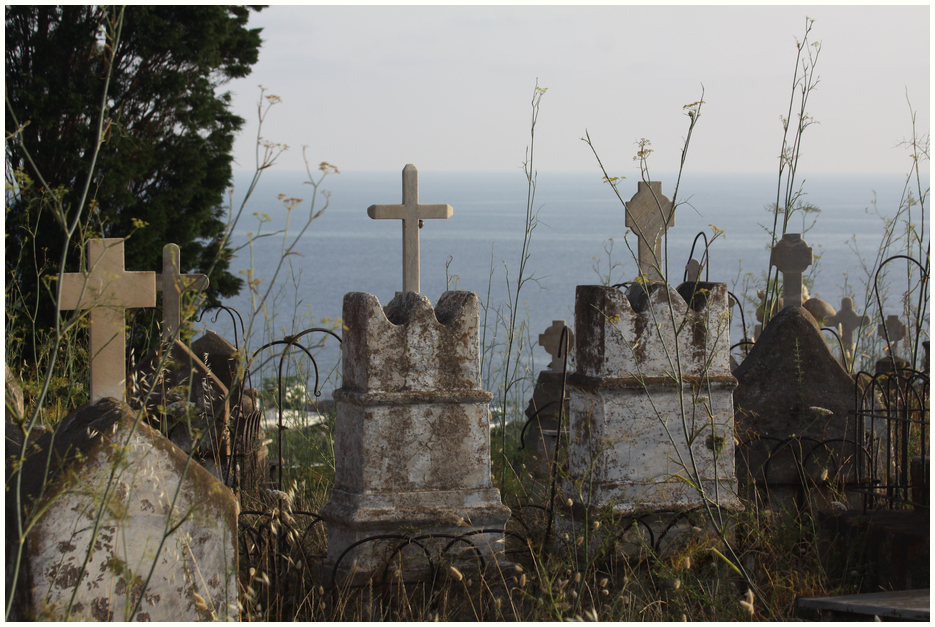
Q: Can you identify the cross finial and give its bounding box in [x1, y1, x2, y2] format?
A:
[59, 238, 156, 402]
[155, 243, 209, 341]
[367, 164, 453, 294]
[825, 297, 871, 354]
[625, 181, 675, 282]
[539, 320, 573, 371]
[878, 314, 907, 357]
[770, 233, 813, 308]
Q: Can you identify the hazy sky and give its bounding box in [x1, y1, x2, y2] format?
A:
[224, 4, 930, 175]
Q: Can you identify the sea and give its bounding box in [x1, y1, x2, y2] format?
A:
[194, 168, 928, 400]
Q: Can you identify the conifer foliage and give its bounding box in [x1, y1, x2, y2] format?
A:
[5, 6, 263, 333]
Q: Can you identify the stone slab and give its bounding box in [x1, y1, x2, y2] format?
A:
[798, 589, 929, 621]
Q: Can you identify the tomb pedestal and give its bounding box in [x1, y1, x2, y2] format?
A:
[320, 291, 510, 583]
[566, 283, 741, 514]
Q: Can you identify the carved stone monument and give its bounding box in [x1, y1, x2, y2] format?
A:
[825, 297, 872, 366]
[319, 291, 510, 582]
[770, 233, 813, 309]
[59, 238, 156, 402]
[566, 281, 741, 514]
[524, 321, 574, 477]
[155, 243, 208, 340]
[624, 181, 675, 282]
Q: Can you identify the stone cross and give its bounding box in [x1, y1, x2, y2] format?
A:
[367, 164, 453, 294]
[878, 314, 907, 357]
[539, 320, 574, 371]
[624, 181, 675, 282]
[825, 297, 871, 351]
[769, 233, 813, 308]
[685, 258, 703, 283]
[59, 238, 156, 402]
[155, 243, 209, 341]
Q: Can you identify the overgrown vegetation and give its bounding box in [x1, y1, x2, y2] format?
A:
[5, 10, 928, 622]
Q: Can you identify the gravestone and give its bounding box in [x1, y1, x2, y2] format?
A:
[825, 297, 872, 366]
[684, 258, 703, 283]
[566, 281, 741, 514]
[191, 330, 267, 493]
[319, 291, 510, 583]
[875, 314, 911, 376]
[10, 399, 238, 621]
[131, 339, 231, 481]
[367, 164, 453, 294]
[770, 233, 813, 308]
[155, 243, 208, 341]
[59, 238, 156, 402]
[733, 306, 864, 512]
[524, 321, 574, 477]
[624, 181, 675, 282]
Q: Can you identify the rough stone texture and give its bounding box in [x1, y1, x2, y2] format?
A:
[567, 282, 741, 514]
[734, 306, 864, 509]
[12, 399, 238, 621]
[624, 181, 675, 282]
[770, 233, 813, 309]
[524, 371, 568, 477]
[320, 291, 510, 581]
[130, 339, 231, 481]
[6, 364, 25, 422]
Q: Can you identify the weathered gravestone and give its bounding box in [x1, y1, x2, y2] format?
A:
[770, 233, 813, 309]
[130, 339, 231, 482]
[825, 297, 872, 366]
[59, 238, 156, 402]
[524, 321, 574, 477]
[191, 330, 267, 492]
[567, 281, 741, 515]
[367, 164, 453, 295]
[9, 398, 238, 621]
[155, 243, 208, 341]
[319, 291, 510, 583]
[624, 181, 675, 282]
[733, 306, 865, 512]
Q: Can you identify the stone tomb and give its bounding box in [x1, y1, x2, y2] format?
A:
[11, 399, 238, 621]
[733, 306, 865, 512]
[524, 321, 574, 477]
[566, 282, 741, 514]
[320, 291, 510, 582]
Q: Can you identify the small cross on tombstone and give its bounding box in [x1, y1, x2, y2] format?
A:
[367, 164, 453, 294]
[539, 320, 573, 371]
[825, 297, 871, 353]
[155, 243, 209, 341]
[878, 314, 908, 357]
[59, 238, 156, 402]
[769, 233, 813, 308]
[625, 181, 675, 282]
[685, 258, 703, 283]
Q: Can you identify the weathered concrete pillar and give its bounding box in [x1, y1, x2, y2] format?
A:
[320, 291, 510, 583]
[566, 282, 741, 514]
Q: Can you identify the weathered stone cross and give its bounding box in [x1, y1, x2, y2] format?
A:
[155, 243, 209, 341]
[367, 164, 453, 294]
[59, 238, 156, 402]
[769, 233, 813, 308]
[878, 314, 907, 357]
[539, 320, 574, 372]
[624, 181, 675, 282]
[825, 297, 871, 354]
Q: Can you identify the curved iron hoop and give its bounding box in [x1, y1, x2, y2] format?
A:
[331, 534, 434, 588]
[872, 255, 928, 382]
[196, 304, 246, 350]
[820, 326, 848, 367]
[727, 291, 749, 345]
[652, 506, 708, 554]
[519, 399, 563, 451]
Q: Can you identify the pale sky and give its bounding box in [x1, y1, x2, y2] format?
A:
[225, 4, 930, 175]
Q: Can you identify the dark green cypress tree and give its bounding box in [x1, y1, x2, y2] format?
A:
[5, 5, 262, 351]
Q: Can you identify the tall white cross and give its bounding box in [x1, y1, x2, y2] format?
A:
[625, 181, 675, 282]
[155, 243, 209, 340]
[59, 238, 156, 402]
[367, 164, 453, 294]
[770, 233, 813, 308]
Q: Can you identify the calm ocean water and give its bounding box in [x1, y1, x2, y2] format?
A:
[196, 168, 926, 397]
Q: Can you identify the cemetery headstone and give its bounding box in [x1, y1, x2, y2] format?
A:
[684, 258, 703, 283]
[319, 291, 510, 583]
[769, 233, 813, 309]
[875, 314, 911, 376]
[367, 164, 453, 294]
[825, 297, 872, 364]
[59, 238, 156, 402]
[524, 321, 573, 477]
[567, 281, 741, 514]
[155, 243, 208, 341]
[733, 305, 864, 512]
[11, 398, 238, 621]
[624, 181, 675, 282]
